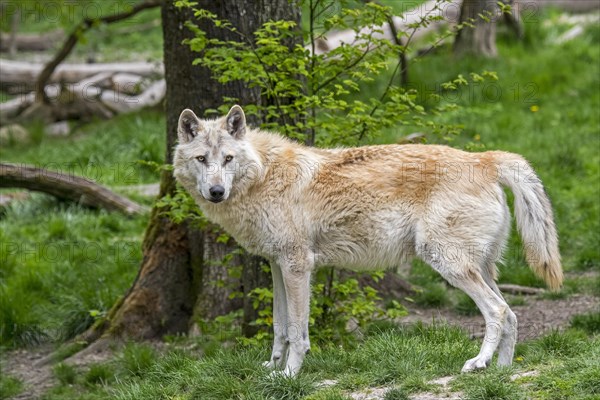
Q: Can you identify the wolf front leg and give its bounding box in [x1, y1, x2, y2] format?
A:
[264, 262, 289, 369]
[279, 261, 312, 377]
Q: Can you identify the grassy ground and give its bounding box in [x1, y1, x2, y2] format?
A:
[0, 111, 164, 348]
[1, 4, 599, 400]
[2, 319, 598, 400]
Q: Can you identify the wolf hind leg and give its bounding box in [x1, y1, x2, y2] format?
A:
[419, 243, 510, 372]
[479, 206, 517, 367]
[480, 261, 517, 367]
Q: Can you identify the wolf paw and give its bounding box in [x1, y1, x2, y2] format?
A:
[263, 352, 283, 370]
[461, 356, 491, 372]
[267, 366, 297, 378]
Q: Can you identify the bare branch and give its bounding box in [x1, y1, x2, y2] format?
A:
[0, 163, 147, 215]
[35, 0, 163, 103]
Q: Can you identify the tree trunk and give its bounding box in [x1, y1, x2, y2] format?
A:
[84, 0, 301, 344]
[503, 0, 524, 40]
[454, 0, 499, 57]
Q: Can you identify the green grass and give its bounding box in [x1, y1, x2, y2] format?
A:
[570, 311, 600, 335]
[0, 373, 23, 399]
[84, 362, 116, 386]
[0, 90, 12, 103]
[120, 343, 157, 377]
[53, 362, 77, 386]
[383, 388, 410, 400]
[19, 325, 600, 400]
[29, 323, 477, 400]
[0, 196, 147, 347]
[454, 292, 479, 316]
[0, 110, 163, 348]
[413, 282, 451, 307]
[515, 330, 600, 399]
[455, 369, 524, 400]
[0, 110, 165, 186]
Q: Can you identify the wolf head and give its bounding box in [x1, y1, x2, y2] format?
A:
[173, 105, 261, 204]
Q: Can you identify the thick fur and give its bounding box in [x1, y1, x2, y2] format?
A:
[174, 106, 562, 376]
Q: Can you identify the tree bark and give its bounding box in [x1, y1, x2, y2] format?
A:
[454, 0, 499, 57]
[85, 0, 301, 344]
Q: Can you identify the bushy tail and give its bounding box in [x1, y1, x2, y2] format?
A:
[495, 152, 563, 290]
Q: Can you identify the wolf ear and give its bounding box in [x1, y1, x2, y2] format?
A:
[225, 105, 246, 139]
[178, 109, 201, 144]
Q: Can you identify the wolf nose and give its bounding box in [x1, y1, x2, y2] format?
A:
[209, 185, 225, 200]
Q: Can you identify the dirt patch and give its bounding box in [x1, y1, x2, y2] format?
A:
[1, 346, 55, 400]
[401, 294, 600, 342]
[1, 342, 116, 400]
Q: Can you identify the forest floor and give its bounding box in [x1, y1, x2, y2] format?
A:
[3, 285, 598, 399]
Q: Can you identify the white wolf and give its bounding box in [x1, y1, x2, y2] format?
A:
[173, 105, 562, 376]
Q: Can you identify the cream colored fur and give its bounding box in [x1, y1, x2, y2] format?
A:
[173, 105, 562, 376]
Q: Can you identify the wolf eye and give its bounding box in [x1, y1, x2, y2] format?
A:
[225, 155, 233, 162]
[196, 156, 206, 163]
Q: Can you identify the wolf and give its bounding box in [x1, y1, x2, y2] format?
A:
[173, 105, 562, 376]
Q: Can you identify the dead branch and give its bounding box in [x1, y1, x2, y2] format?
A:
[498, 284, 546, 295]
[0, 72, 165, 126]
[35, 0, 163, 103]
[0, 94, 35, 124]
[100, 79, 166, 114]
[0, 163, 147, 215]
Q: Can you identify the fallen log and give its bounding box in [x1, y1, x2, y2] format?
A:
[0, 75, 165, 126]
[308, 0, 598, 56]
[0, 59, 163, 93]
[0, 93, 35, 124]
[0, 163, 147, 215]
[100, 79, 166, 114]
[307, 0, 461, 55]
[109, 72, 149, 95]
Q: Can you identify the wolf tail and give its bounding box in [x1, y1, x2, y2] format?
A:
[494, 152, 563, 290]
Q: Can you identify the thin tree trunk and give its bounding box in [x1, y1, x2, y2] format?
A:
[504, 0, 524, 40]
[454, 0, 499, 57]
